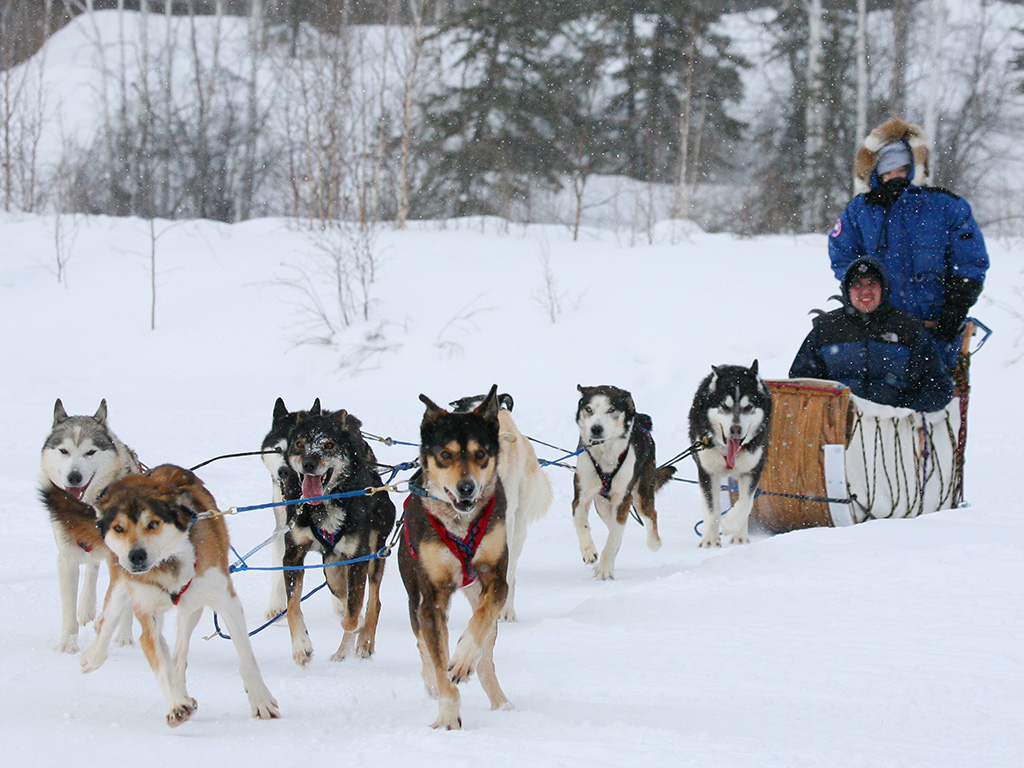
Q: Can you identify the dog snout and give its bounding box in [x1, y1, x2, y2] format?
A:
[589, 424, 604, 439]
[729, 424, 743, 439]
[67, 469, 83, 487]
[277, 465, 292, 481]
[456, 479, 476, 499]
[128, 547, 148, 571]
[301, 457, 320, 475]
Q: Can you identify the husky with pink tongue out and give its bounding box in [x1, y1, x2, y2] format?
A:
[688, 361, 772, 547]
[281, 400, 395, 667]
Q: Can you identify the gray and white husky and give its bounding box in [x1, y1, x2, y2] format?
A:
[40, 399, 139, 652]
[688, 362, 772, 547]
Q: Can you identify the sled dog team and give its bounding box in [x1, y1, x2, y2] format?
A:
[39, 363, 772, 730]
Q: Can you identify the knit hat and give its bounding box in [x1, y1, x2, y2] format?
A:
[875, 140, 913, 177]
[843, 259, 885, 296]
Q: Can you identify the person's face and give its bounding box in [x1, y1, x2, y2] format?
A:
[849, 276, 882, 314]
[880, 165, 910, 183]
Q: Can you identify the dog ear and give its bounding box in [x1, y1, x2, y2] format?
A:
[419, 393, 447, 416]
[310, 398, 322, 416]
[474, 385, 500, 424]
[273, 397, 288, 422]
[499, 393, 514, 412]
[750, 359, 759, 376]
[93, 399, 108, 424]
[53, 398, 68, 426]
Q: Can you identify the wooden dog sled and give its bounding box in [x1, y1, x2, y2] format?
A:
[748, 321, 979, 533]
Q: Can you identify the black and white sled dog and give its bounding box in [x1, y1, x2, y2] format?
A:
[281, 400, 396, 666]
[688, 361, 772, 547]
[39, 399, 139, 652]
[449, 392, 552, 621]
[572, 385, 675, 580]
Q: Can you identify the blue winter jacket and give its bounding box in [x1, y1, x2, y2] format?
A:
[790, 259, 955, 413]
[828, 148, 988, 324]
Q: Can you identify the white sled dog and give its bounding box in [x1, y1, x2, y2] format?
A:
[450, 392, 552, 621]
[688, 361, 773, 547]
[44, 465, 281, 727]
[40, 398, 138, 652]
[572, 385, 675, 580]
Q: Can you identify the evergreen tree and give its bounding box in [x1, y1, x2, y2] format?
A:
[415, 0, 575, 218]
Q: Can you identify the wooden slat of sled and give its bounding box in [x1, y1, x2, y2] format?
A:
[749, 380, 852, 534]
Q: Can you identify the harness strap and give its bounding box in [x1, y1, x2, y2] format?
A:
[77, 540, 93, 553]
[403, 495, 497, 588]
[586, 446, 630, 498]
[167, 560, 198, 605]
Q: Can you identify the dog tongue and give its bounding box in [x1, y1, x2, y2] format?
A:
[726, 438, 742, 470]
[66, 486, 87, 501]
[302, 474, 324, 505]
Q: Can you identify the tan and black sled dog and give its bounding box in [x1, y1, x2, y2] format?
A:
[398, 386, 513, 730]
[449, 392, 552, 622]
[41, 465, 280, 727]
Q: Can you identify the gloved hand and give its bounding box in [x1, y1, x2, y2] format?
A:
[932, 276, 983, 342]
[931, 303, 968, 342]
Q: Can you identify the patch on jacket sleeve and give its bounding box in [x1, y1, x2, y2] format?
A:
[959, 232, 974, 240]
[830, 218, 842, 238]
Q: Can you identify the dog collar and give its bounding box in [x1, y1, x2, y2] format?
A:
[165, 559, 198, 606]
[404, 494, 497, 588]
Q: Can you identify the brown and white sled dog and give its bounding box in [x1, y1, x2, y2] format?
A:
[42, 465, 280, 727]
[449, 392, 552, 622]
[688, 361, 772, 547]
[399, 386, 513, 730]
[572, 385, 675, 580]
[39, 398, 138, 652]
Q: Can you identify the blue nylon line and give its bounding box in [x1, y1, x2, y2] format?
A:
[229, 548, 389, 574]
[692, 487, 761, 537]
[212, 580, 331, 640]
[234, 488, 372, 514]
[538, 447, 585, 467]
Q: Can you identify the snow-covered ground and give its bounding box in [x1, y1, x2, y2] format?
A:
[1, 211, 1022, 766]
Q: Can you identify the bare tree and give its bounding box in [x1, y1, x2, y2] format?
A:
[801, 0, 826, 232]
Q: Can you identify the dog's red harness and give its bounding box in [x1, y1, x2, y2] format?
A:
[586, 447, 630, 498]
[404, 495, 497, 588]
[162, 560, 198, 606]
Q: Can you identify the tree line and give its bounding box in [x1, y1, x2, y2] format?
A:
[1, 0, 1022, 236]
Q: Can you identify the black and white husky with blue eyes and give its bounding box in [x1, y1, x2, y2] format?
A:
[688, 361, 772, 547]
[572, 385, 675, 580]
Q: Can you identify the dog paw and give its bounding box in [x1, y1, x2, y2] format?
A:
[580, 546, 599, 565]
[449, 636, 481, 684]
[593, 560, 615, 580]
[431, 701, 462, 730]
[114, 630, 134, 647]
[58, 635, 80, 655]
[493, 700, 516, 712]
[646, 531, 662, 552]
[80, 645, 107, 673]
[291, 633, 313, 667]
[264, 605, 286, 622]
[166, 698, 198, 727]
[698, 536, 721, 549]
[248, 690, 281, 720]
[730, 534, 750, 545]
[498, 605, 517, 623]
[77, 606, 96, 627]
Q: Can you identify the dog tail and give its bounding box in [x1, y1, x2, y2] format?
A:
[654, 465, 676, 492]
[39, 480, 107, 554]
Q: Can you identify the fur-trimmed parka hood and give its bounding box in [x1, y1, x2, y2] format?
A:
[854, 119, 930, 195]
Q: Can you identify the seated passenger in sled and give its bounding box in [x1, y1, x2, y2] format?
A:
[746, 259, 961, 534]
[789, 258, 954, 414]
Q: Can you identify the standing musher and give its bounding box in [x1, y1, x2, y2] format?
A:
[828, 119, 989, 370]
[829, 118, 990, 504]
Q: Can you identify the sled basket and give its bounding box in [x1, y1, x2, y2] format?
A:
[748, 380, 853, 533]
[748, 379, 963, 533]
